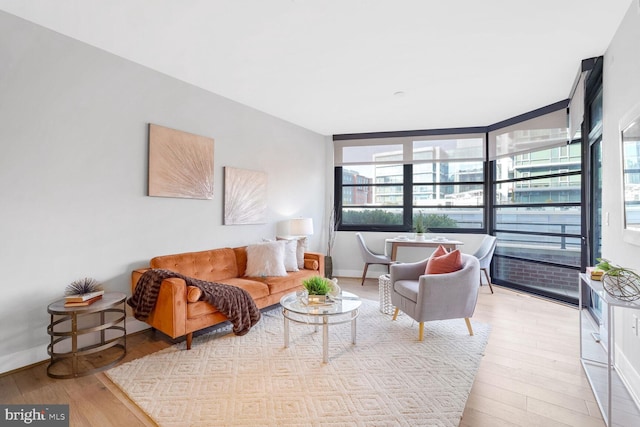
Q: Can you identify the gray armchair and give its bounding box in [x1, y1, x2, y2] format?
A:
[390, 253, 480, 341]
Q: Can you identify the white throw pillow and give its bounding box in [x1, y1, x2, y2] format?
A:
[282, 239, 299, 272]
[246, 241, 287, 277]
[277, 236, 307, 269]
[296, 237, 308, 268]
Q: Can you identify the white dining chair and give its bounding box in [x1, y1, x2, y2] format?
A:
[355, 233, 393, 286]
[472, 235, 497, 294]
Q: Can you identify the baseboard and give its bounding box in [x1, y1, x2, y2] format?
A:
[334, 269, 389, 280]
[0, 316, 151, 376]
[0, 345, 48, 376]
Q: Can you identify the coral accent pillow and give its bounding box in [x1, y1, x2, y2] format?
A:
[425, 246, 462, 274]
[246, 241, 288, 277]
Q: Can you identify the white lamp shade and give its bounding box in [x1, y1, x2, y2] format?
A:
[289, 218, 314, 236]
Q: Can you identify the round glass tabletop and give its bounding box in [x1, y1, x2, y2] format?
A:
[280, 290, 361, 316]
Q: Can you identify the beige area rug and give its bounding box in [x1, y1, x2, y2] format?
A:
[106, 299, 490, 427]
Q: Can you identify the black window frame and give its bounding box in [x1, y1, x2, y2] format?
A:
[333, 129, 488, 234]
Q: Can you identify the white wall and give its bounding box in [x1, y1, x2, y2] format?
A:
[602, 1, 640, 402]
[0, 12, 327, 373]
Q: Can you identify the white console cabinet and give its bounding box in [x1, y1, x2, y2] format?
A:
[579, 273, 640, 426]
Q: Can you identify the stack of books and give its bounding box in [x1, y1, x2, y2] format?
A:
[586, 267, 605, 281]
[64, 290, 105, 307]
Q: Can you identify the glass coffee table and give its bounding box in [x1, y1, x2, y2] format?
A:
[280, 291, 361, 363]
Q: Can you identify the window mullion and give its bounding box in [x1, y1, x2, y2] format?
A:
[403, 164, 412, 229]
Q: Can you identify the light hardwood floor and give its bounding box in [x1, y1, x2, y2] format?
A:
[0, 277, 603, 427]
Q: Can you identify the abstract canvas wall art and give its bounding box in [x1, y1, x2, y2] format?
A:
[224, 167, 267, 224]
[148, 124, 214, 199]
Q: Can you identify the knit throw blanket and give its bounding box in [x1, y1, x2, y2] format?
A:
[127, 269, 261, 336]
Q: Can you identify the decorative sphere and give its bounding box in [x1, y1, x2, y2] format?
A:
[603, 271, 640, 302]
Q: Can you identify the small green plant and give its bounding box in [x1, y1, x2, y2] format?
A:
[302, 276, 331, 295]
[414, 213, 426, 234]
[596, 258, 640, 278]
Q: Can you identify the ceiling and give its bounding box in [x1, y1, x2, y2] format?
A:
[0, 0, 633, 136]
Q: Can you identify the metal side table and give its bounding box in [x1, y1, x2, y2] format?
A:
[47, 292, 126, 379]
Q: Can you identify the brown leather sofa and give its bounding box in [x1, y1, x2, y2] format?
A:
[131, 246, 324, 349]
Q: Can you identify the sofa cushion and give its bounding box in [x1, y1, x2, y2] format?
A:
[218, 277, 271, 300]
[187, 278, 270, 318]
[425, 246, 462, 275]
[394, 280, 419, 303]
[246, 241, 287, 277]
[151, 248, 239, 282]
[254, 269, 314, 295]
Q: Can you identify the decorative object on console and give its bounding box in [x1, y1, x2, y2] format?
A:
[586, 266, 604, 281]
[148, 124, 214, 199]
[64, 277, 104, 307]
[63, 295, 103, 307]
[64, 277, 103, 296]
[597, 258, 640, 302]
[224, 167, 267, 225]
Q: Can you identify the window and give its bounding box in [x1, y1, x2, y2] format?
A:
[489, 106, 578, 303]
[334, 133, 486, 231]
[333, 100, 578, 304]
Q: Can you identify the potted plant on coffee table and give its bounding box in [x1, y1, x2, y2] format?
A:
[302, 276, 331, 304]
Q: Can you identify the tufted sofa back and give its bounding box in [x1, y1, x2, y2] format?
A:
[150, 247, 243, 282]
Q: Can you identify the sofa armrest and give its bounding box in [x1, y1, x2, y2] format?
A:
[304, 251, 325, 277]
[131, 268, 149, 294]
[130, 270, 188, 339]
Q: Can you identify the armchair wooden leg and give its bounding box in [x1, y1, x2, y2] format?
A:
[464, 318, 474, 336]
[186, 332, 193, 350]
[392, 307, 399, 321]
[360, 263, 370, 286]
[481, 268, 494, 294]
[419, 322, 424, 341]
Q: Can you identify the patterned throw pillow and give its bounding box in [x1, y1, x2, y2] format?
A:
[425, 245, 462, 274]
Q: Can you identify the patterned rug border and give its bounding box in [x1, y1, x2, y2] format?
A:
[106, 299, 490, 427]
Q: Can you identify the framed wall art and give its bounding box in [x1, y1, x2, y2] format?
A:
[148, 124, 214, 199]
[224, 167, 267, 225]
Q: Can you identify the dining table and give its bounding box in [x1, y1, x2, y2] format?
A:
[384, 237, 464, 261]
